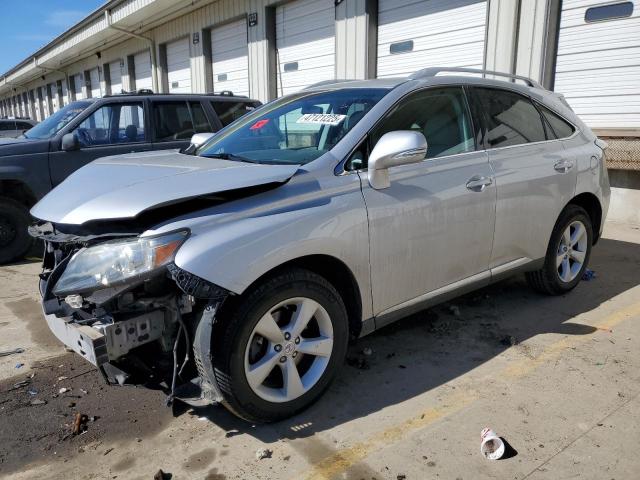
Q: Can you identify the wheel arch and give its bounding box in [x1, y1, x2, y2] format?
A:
[0, 179, 37, 208]
[231, 254, 365, 341]
[567, 192, 603, 244]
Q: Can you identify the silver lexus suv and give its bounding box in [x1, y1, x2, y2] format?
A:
[30, 68, 610, 422]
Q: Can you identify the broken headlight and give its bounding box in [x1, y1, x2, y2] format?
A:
[53, 230, 188, 296]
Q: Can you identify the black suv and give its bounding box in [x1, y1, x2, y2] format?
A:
[0, 91, 260, 263]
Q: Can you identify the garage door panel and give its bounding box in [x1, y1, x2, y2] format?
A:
[134, 51, 153, 91]
[109, 61, 123, 94]
[89, 68, 101, 98]
[212, 19, 249, 96]
[167, 38, 191, 93]
[555, 1, 640, 128]
[377, 0, 487, 78]
[276, 0, 335, 95]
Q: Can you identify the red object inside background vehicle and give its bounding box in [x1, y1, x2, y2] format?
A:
[250, 119, 269, 130]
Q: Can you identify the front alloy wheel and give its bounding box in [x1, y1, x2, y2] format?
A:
[213, 268, 348, 422]
[556, 220, 588, 283]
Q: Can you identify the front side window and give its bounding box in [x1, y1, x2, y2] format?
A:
[198, 89, 389, 165]
[371, 87, 475, 159]
[211, 101, 259, 127]
[474, 88, 546, 148]
[153, 101, 205, 141]
[23, 101, 90, 140]
[74, 103, 144, 147]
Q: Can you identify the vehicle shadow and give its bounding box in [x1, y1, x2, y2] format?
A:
[188, 236, 640, 442]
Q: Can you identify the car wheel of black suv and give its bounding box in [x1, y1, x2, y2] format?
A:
[0, 197, 34, 264]
[213, 268, 349, 423]
[526, 204, 593, 295]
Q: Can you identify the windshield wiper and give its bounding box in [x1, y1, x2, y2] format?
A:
[202, 153, 260, 164]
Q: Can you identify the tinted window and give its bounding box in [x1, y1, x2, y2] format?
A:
[0, 121, 13, 131]
[153, 102, 196, 141]
[211, 101, 257, 127]
[537, 103, 575, 140]
[189, 102, 211, 133]
[585, 2, 633, 22]
[474, 88, 546, 148]
[16, 122, 33, 129]
[371, 87, 475, 159]
[74, 103, 145, 146]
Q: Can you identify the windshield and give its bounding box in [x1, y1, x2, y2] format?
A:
[197, 88, 389, 165]
[23, 101, 91, 140]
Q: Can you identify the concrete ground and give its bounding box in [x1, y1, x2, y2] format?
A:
[1, 221, 639, 480]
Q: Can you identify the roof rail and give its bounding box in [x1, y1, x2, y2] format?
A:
[409, 67, 542, 89]
[304, 79, 357, 90]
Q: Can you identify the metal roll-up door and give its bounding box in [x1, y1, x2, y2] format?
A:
[40, 87, 49, 118]
[62, 80, 68, 106]
[166, 38, 191, 93]
[555, 0, 640, 130]
[276, 0, 336, 96]
[109, 61, 123, 95]
[211, 18, 249, 97]
[377, 0, 488, 78]
[89, 68, 101, 98]
[73, 74, 84, 100]
[134, 50, 153, 91]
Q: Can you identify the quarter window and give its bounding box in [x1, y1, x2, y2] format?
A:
[536, 103, 575, 140]
[211, 101, 257, 127]
[371, 87, 475, 159]
[152, 101, 203, 141]
[74, 103, 145, 147]
[474, 88, 546, 148]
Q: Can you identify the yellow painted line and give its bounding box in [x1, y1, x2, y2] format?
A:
[299, 300, 640, 480]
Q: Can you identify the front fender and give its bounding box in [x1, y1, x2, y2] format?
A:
[171, 173, 373, 320]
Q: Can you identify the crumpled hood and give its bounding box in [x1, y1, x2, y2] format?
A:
[31, 150, 300, 225]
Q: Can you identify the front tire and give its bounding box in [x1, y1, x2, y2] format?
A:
[0, 197, 33, 264]
[213, 268, 349, 423]
[526, 204, 593, 295]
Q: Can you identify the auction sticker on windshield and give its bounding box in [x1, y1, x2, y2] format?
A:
[296, 113, 347, 126]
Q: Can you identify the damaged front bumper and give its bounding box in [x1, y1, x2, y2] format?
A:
[32, 221, 230, 405]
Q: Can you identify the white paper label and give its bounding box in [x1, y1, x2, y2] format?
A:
[296, 113, 347, 126]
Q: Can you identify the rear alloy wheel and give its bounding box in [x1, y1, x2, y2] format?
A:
[526, 205, 593, 295]
[213, 268, 348, 422]
[0, 197, 34, 264]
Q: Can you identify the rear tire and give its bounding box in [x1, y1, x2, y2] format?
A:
[526, 205, 593, 295]
[0, 197, 33, 264]
[212, 268, 349, 423]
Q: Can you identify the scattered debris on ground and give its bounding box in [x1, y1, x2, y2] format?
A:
[153, 468, 172, 479]
[582, 269, 597, 281]
[346, 355, 370, 370]
[480, 428, 505, 460]
[255, 448, 273, 460]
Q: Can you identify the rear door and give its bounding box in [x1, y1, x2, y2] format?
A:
[49, 100, 150, 186]
[469, 87, 577, 270]
[151, 100, 213, 150]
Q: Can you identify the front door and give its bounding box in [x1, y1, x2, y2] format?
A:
[360, 87, 496, 317]
[49, 101, 150, 186]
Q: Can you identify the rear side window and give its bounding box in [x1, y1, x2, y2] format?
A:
[189, 102, 212, 133]
[211, 101, 256, 127]
[536, 103, 575, 140]
[0, 121, 13, 131]
[17, 122, 33, 129]
[153, 102, 193, 141]
[474, 88, 546, 148]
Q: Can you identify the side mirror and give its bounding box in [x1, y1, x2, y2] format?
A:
[368, 131, 427, 189]
[190, 132, 215, 148]
[61, 132, 80, 152]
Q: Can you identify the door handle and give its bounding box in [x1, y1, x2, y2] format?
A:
[554, 159, 574, 173]
[466, 175, 493, 192]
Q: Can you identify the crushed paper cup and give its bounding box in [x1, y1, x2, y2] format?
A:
[480, 427, 505, 460]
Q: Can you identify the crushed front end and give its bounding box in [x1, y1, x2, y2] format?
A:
[30, 221, 229, 406]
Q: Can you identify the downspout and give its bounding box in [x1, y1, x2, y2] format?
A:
[104, 10, 159, 92]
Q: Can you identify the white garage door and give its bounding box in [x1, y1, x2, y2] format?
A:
[167, 38, 191, 93]
[72, 74, 84, 100]
[377, 0, 488, 78]
[555, 0, 640, 129]
[134, 50, 153, 91]
[211, 19, 249, 97]
[276, 0, 335, 96]
[89, 68, 102, 98]
[41, 86, 49, 118]
[109, 61, 123, 95]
